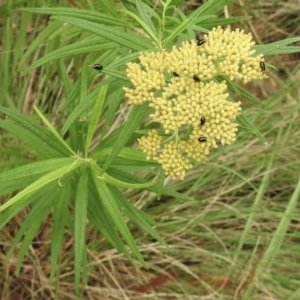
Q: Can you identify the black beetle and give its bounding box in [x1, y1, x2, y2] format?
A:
[91, 64, 103, 71]
[198, 137, 207, 142]
[200, 116, 205, 126]
[193, 75, 200, 82]
[197, 39, 205, 46]
[260, 62, 265, 72]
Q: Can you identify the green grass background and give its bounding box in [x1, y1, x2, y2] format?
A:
[0, 0, 300, 299]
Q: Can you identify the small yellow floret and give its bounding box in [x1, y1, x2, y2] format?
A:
[156, 142, 193, 180]
[138, 129, 163, 159]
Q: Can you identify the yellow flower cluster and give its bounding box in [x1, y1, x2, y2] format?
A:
[202, 27, 267, 83]
[138, 129, 163, 159]
[124, 27, 267, 180]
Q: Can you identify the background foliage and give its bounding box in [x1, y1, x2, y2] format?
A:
[0, 0, 300, 299]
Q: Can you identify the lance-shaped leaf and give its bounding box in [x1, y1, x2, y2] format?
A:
[74, 168, 89, 290]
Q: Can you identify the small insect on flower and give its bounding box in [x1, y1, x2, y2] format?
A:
[260, 62, 265, 72]
[197, 39, 205, 46]
[198, 137, 207, 142]
[200, 116, 205, 126]
[90, 64, 103, 71]
[173, 72, 180, 77]
[193, 75, 201, 82]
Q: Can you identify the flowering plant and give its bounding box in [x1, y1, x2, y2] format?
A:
[125, 27, 267, 179]
[4, 0, 299, 291]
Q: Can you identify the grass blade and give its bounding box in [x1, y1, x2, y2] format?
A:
[261, 176, 300, 270]
[237, 114, 267, 144]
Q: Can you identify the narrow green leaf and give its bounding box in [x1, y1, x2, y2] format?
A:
[85, 84, 108, 156]
[91, 172, 147, 267]
[7, 189, 55, 274]
[122, 9, 159, 45]
[79, 62, 88, 104]
[93, 147, 158, 169]
[233, 157, 272, 264]
[22, 7, 128, 27]
[162, 18, 191, 46]
[99, 0, 118, 17]
[0, 161, 80, 213]
[100, 88, 126, 140]
[1, 15, 12, 107]
[255, 37, 300, 56]
[176, 8, 196, 38]
[99, 51, 141, 80]
[156, 167, 165, 200]
[52, 16, 152, 51]
[87, 180, 135, 264]
[0, 158, 75, 194]
[50, 180, 71, 282]
[20, 20, 62, 68]
[0, 170, 66, 200]
[94, 147, 154, 162]
[101, 103, 151, 173]
[0, 119, 59, 159]
[61, 48, 120, 112]
[134, 0, 158, 36]
[100, 171, 155, 189]
[104, 52, 140, 71]
[217, 76, 262, 105]
[16, 209, 50, 275]
[74, 168, 89, 290]
[262, 176, 300, 270]
[237, 114, 267, 144]
[5, 184, 56, 259]
[189, 0, 232, 17]
[61, 78, 117, 135]
[0, 186, 49, 232]
[58, 59, 72, 98]
[24, 40, 116, 75]
[98, 158, 157, 169]
[163, 0, 230, 45]
[97, 69, 128, 81]
[34, 105, 77, 156]
[107, 167, 194, 201]
[0, 106, 71, 157]
[12, 9, 31, 69]
[110, 185, 167, 246]
[199, 16, 252, 28]
[92, 161, 155, 188]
